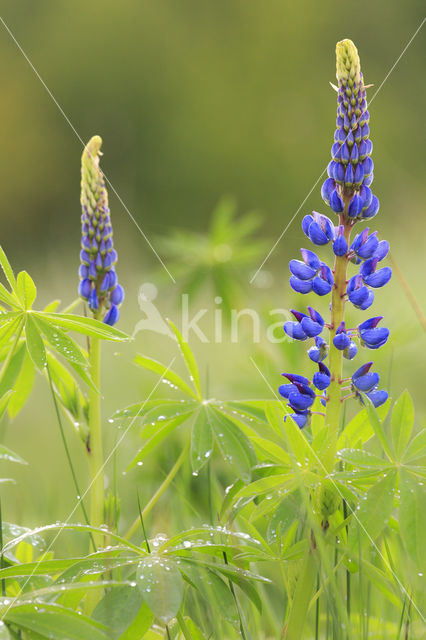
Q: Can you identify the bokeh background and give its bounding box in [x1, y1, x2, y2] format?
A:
[1, 1, 425, 546]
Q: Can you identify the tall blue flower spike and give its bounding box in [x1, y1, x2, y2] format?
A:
[280, 40, 390, 428]
[79, 136, 124, 326]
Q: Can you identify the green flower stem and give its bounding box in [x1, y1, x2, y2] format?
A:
[324, 209, 353, 471]
[285, 545, 318, 639]
[88, 335, 104, 550]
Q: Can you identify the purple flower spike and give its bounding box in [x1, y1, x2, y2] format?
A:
[79, 136, 124, 324]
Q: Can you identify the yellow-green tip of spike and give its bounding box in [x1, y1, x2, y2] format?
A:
[336, 39, 361, 86]
[82, 135, 103, 167]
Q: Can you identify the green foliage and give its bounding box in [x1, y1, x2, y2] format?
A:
[156, 198, 268, 316]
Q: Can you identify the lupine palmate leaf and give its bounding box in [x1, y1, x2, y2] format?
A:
[128, 412, 193, 470]
[179, 560, 240, 627]
[402, 428, 426, 463]
[168, 319, 202, 399]
[348, 470, 396, 551]
[24, 315, 47, 370]
[3, 602, 109, 640]
[7, 348, 35, 418]
[191, 407, 214, 473]
[41, 313, 128, 341]
[0, 246, 18, 296]
[391, 390, 414, 460]
[337, 448, 390, 469]
[0, 445, 27, 465]
[136, 555, 183, 624]
[134, 353, 197, 399]
[399, 469, 426, 571]
[33, 315, 87, 366]
[210, 407, 256, 482]
[16, 271, 37, 310]
[118, 600, 154, 640]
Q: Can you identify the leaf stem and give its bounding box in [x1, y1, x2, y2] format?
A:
[125, 443, 189, 541]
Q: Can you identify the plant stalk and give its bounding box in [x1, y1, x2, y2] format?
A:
[88, 335, 104, 549]
[324, 209, 353, 471]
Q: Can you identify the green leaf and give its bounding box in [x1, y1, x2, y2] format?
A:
[42, 313, 129, 341]
[33, 315, 87, 366]
[128, 412, 193, 470]
[0, 284, 21, 309]
[133, 353, 197, 399]
[210, 408, 256, 482]
[136, 555, 183, 624]
[0, 445, 27, 465]
[337, 448, 390, 469]
[403, 428, 426, 463]
[391, 390, 414, 459]
[0, 342, 26, 399]
[8, 348, 35, 418]
[399, 469, 426, 571]
[16, 271, 37, 310]
[118, 601, 153, 640]
[25, 315, 47, 370]
[0, 247, 18, 295]
[0, 621, 11, 639]
[266, 402, 307, 466]
[191, 407, 213, 473]
[93, 585, 144, 637]
[168, 319, 202, 398]
[338, 400, 391, 449]
[349, 470, 396, 551]
[0, 391, 13, 423]
[179, 560, 239, 627]
[4, 603, 109, 640]
[365, 400, 393, 461]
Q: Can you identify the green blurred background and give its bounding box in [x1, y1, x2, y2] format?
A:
[0, 1, 425, 544]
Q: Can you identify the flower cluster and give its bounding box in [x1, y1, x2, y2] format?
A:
[320, 40, 379, 221]
[78, 136, 124, 326]
[280, 40, 391, 429]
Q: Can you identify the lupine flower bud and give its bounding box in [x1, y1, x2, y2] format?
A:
[79, 136, 124, 325]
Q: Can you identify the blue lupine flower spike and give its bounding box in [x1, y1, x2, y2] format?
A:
[79, 136, 124, 326]
[279, 39, 391, 433]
